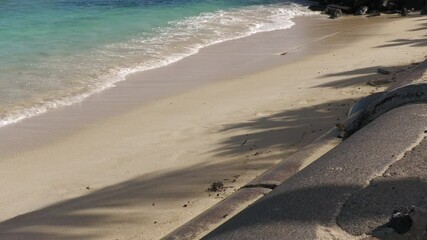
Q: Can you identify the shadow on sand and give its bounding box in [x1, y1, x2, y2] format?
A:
[213, 98, 355, 158]
[0, 97, 359, 240]
[0, 159, 273, 240]
[376, 19, 427, 48]
[314, 63, 419, 89]
[2, 18, 427, 239]
[1, 61, 422, 240]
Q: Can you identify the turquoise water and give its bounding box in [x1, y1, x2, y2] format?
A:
[0, 0, 315, 126]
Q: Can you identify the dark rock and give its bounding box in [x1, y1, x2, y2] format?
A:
[367, 78, 392, 86]
[403, 0, 425, 11]
[327, 4, 352, 11]
[309, 4, 328, 11]
[377, 68, 391, 75]
[421, 4, 427, 14]
[329, 8, 343, 18]
[311, 0, 425, 16]
[387, 206, 414, 234]
[367, 10, 381, 17]
[355, 5, 369, 15]
[401, 7, 408, 16]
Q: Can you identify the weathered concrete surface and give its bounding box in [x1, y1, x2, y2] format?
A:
[168, 60, 427, 240]
[337, 136, 427, 237]
[203, 104, 427, 240]
[341, 82, 427, 139]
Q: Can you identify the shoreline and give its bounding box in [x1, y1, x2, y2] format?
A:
[0, 4, 315, 130]
[0, 14, 389, 157]
[0, 15, 338, 157]
[1, 14, 427, 240]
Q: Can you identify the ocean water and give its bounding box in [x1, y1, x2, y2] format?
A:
[0, 0, 315, 127]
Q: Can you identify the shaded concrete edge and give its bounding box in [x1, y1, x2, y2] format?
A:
[162, 127, 342, 240]
[246, 127, 341, 187]
[387, 58, 427, 91]
[162, 56, 427, 240]
[203, 104, 427, 240]
[161, 187, 270, 240]
[338, 58, 427, 139]
[341, 81, 427, 138]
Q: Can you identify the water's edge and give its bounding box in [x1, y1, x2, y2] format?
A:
[0, 2, 318, 128]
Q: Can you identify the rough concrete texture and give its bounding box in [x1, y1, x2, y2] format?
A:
[203, 104, 427, 240]
[245, 128, 342, 187]
[337, 136, 427, 237]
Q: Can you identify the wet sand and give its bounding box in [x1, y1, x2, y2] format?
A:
[0, 14, 427, 240]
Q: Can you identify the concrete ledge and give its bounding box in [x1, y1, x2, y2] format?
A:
[204, 104, 427, 240]
[162, 128, 342, 239]
[164, 58, 427, 240]
[341, 82, 427, 138]
[340, 58, 427, 139]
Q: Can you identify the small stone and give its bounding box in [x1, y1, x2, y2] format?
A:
[387, 206, 414, 234]
[401, 7, 408, 16]
[377, 68, 391, 75]
[355, 6, 368, 15]
[367, 78, 392, 86]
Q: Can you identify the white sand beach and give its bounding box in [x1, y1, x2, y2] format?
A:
[0, 14, 426, 240]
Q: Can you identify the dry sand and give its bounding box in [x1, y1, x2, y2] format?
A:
[0, 14, 427, 240]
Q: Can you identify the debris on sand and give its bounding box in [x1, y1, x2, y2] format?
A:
[208, 181, 224, 192]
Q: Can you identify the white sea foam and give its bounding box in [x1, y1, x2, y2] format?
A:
[0, 3, 318, 128]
